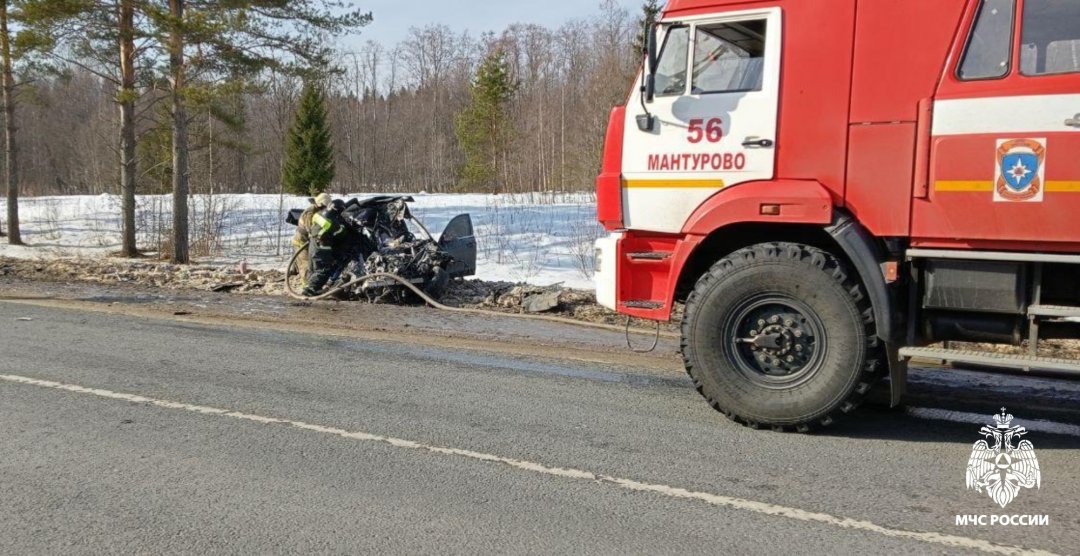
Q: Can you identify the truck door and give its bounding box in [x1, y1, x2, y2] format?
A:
[913, 0, 1080, 248]
[621, 7, 782, 234]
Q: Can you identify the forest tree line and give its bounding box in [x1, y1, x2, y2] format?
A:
[9, 1, 643, 200]
[0, 0, 653, 262]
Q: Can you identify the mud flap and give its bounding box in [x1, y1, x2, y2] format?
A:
[438, 214, 477, 278]
[886, 342, 907, 407]
[867, 342, 908, 409]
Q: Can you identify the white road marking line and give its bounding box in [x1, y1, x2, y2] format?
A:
[908, 407, 1080, 438]
[0, 373, 1056, 556]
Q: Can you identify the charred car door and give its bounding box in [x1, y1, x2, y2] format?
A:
[438, 214, 477, 278]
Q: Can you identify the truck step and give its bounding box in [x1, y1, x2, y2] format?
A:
[900, 347, 1080, 377]
[622, 300, 664, 309]
[627, 251, 673, 261]
[1028, 304, 1080, 318]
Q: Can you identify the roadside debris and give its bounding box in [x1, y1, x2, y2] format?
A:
[5, 251, 678, 346]
[210, 282, 245, 293]
[0, 255, 676, 330]
[0, 257, 283, 294]
[523, 290, 561, 313]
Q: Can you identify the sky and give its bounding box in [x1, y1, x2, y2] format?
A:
[344, 0, 644, 49]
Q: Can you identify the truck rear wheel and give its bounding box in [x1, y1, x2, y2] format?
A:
[681, 243, 882, 431]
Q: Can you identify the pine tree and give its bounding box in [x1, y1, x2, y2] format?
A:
[19, 0, 149, 257]
[282, 82, 335, 197]
[454, 47, 517, 193]
[142, 0, 370, 263]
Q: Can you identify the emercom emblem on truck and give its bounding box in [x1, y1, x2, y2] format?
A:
[995, 138, 1047, 203]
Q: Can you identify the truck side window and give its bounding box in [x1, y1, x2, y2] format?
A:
[958, 0, 1015, 80]
[654, 26, 690, 97]
[692, 20, 766, 94]
[1020, 0, 1080, 76]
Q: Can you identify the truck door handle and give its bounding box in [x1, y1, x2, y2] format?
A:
[742, 137, 775, 148]
[1066, 114, 1080, 127]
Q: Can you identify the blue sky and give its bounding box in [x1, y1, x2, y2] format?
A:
[345, 0, 645, 48]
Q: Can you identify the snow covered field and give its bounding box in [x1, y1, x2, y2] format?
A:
[0, 192, 602, 289]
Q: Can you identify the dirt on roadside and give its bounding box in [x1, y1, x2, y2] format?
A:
[0, 255, 678, 331]
[8, 255, 1077, 357]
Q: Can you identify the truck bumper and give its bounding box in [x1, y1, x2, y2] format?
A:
[594, 232, 622, 311]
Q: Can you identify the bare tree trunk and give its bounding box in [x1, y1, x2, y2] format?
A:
[349, 56, 361, 188]
[118, 0, 138, 257]
[233, 88, 247, 191]
[366, 43, 380, 189]
[169, 0, 189, 264]
[1, 0, 19, 244]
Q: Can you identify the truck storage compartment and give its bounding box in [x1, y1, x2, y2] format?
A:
[1039, 263, 1080, 307]
[922, 312, 1024, 344]
[922, 260, 1027, 314]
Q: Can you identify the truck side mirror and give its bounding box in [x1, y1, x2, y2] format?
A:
[636, 113, 656, 132]
[647, 24, 658, 75]
[643, 24, 658, 103]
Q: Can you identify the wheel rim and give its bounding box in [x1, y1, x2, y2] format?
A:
[722, 295, 827, 389]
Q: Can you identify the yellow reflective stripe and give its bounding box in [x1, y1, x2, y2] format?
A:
[624, 179, 726, 189]
[1048, 181, 1080, 192]
[934, 181, 993, 192]
[312, 213, 333, 236]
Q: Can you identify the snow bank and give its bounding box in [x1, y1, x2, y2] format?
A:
[0, 192, 602, 289]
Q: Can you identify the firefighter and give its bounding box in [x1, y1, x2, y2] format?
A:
[302, 198, 358, 297]
[291, 193, 332, 285]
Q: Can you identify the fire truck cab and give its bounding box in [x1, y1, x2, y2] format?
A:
[594, 0, 1080, 430]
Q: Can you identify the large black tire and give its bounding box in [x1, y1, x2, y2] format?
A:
[681, 242, 883, 432]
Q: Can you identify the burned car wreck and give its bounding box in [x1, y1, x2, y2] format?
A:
[285, 196, 477, 303]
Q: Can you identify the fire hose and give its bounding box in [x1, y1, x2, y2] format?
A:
[285, 243, 673, 353]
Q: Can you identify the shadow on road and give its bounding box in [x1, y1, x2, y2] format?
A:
[819, 406, 1080, 450]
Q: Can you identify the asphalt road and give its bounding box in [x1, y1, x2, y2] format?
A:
[2, 301, 1079, 555]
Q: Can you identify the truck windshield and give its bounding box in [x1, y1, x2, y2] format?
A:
[1020, 0, 1080, 75]
[692, 20, 766, 94]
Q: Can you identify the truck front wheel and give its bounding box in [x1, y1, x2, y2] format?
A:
[681, 242, 882, 431]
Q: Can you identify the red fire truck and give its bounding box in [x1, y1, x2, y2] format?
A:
[594, 0, 1080, 430]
